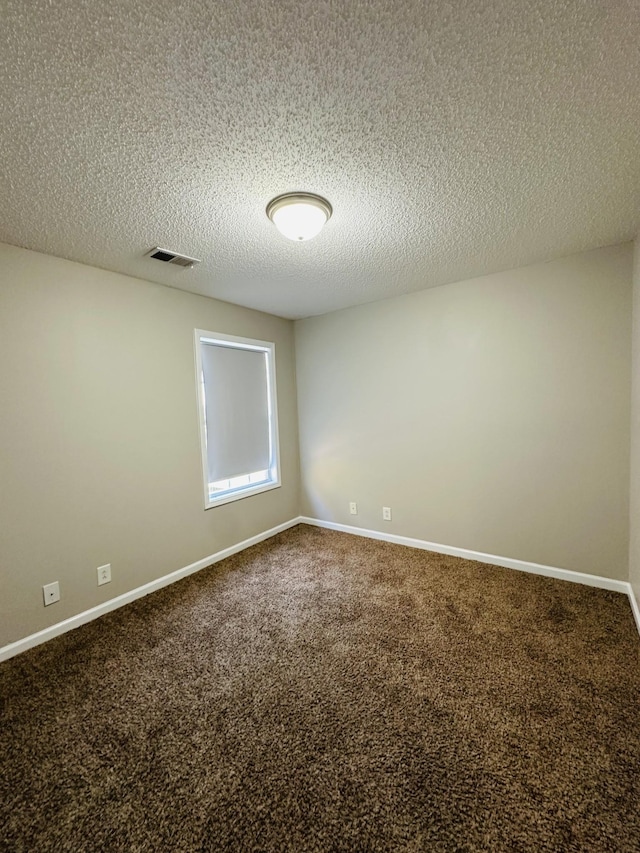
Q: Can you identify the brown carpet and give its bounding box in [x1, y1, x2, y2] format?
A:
[1, 524, 640, 852]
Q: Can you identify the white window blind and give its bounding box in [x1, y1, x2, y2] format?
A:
[195, 330, 280, 509]
[201, 343, 270, 482]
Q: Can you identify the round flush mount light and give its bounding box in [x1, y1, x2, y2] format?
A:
[266, 192, 332, 241]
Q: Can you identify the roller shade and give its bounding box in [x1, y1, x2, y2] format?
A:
[201, 343, 270, 483]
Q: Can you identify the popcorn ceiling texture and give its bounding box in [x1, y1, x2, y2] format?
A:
[0, 0, 639, 318]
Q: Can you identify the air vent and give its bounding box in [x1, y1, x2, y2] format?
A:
[146, 247, 201, 269]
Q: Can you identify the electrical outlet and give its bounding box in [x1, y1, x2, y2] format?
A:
[97, 564, 111, 586]
[349, 502, 357, 515]
[382, 506, 392, 521]
[43, 581, 60, 606]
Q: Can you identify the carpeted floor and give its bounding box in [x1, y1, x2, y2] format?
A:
[1, 524, 640, 852]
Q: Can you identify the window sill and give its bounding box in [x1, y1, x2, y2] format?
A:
[204, 480, 281, 509]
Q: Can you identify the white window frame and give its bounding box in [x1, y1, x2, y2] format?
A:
[194, 329, 281, 509]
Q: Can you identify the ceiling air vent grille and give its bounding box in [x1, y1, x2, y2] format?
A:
[146, 247, 201, 269]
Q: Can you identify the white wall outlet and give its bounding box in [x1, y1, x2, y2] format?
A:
[349, 502, 358, 515]
[97, 564, 111, 586]
[43, 581, 60, 606]
[383, 506, 392, 521]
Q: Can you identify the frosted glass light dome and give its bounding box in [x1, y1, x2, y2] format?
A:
[266, 192, 332, 241]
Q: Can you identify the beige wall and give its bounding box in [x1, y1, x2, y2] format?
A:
[295, 244, 632, 580]
[629, 237, 640, 603]
[0, 243, 299, 646]
[1, 239, 635, 650]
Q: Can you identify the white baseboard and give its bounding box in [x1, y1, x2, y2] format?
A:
[0, 518, 300, 663]
[299, 517, 640, 638]
[629, 584, 640, 637]
[298, 517, 632, 592]
[4, 515, 638, 663]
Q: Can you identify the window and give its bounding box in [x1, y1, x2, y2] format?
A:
[195, 330, 280, 508]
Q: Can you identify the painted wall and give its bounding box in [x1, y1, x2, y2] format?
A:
[0, 243, 299, 646]
[629, 237, 640, 604]
[295, 244, 632, 580]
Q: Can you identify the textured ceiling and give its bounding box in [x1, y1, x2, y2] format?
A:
[1, 0, 639, 319]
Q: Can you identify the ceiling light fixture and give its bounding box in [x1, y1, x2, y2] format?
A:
[266, 192, 332, 241]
